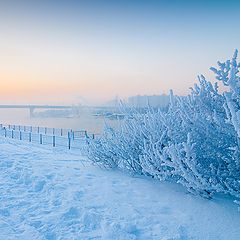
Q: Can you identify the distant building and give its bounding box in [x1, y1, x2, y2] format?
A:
[128, 94, 169, 108]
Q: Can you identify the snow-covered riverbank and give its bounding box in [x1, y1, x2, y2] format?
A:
[0, 138, 239, 240]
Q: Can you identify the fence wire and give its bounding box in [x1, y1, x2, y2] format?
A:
[0, 124, 97, 154]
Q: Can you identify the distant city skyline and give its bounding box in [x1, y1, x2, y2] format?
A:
[0, 0, 240, 104]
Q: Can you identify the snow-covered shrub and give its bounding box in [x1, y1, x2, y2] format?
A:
[88, 107, 142, 172]
[88, 107, 168, 174]
[209, 50, 240, 198]
[165, 76, 238, 197]
[88, 51, 240, 201]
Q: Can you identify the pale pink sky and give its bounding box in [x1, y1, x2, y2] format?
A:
[0, 1, 239, 105]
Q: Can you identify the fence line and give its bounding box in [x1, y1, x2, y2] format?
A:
[0, 123, 96, 139]
[0, 123, 98, 151]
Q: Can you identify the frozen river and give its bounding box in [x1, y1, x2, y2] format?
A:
[0, 109, 120, 134]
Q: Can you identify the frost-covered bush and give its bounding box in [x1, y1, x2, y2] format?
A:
[209, 50, 240, 198]
[88, 108, 168, 174]
[164, 76, 239, 197]
[88, 51, 240, 201]
[87, 116, 143, 172]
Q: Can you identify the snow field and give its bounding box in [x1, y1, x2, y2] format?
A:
[0, 138, 240, 240]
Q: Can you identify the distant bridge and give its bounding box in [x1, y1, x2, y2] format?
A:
[0, 104, 116, 118]
[0, 105, 73, 117]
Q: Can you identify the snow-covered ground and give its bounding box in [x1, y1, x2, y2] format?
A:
[0, 138, 240, 240]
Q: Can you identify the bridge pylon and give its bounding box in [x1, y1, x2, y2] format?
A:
[29, 107, 35, 118]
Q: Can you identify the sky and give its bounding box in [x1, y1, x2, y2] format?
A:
[0, 0, 240, 105]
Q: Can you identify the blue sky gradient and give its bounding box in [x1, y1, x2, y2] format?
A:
[0, 0, 240, 104]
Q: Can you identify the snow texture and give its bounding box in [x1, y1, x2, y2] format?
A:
[1, 138, 240, 239]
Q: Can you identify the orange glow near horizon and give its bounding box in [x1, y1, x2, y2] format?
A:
[0, 67, 193, 105]
[1, 1, 239, 105]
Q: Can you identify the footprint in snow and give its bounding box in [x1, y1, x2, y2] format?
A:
[85, 173, 96, 179]
[79, 208, 101, 232]
[45, 174, 54, 180]
[33, 180, 46, 192]
[178, 225, 189, 240]
[74, 191, 85, 201]
[62, 207, 80, 220]
[0, 209, 10, 217]
[53, 198, 62, 207]
[159, 206, 172, 214]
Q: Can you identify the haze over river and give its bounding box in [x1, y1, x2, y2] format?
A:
[0, 109, 119, 135]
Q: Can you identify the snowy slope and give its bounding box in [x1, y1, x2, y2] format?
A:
[0, 138, 239, 240]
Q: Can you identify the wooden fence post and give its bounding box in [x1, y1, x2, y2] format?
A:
[68, 137, 71, 149]
[1, 124, 93, 150]
[40, 134, 42, 144]
[53, 135, 56, 147]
